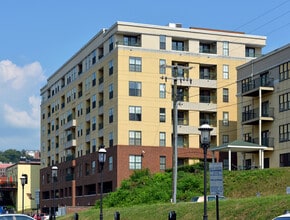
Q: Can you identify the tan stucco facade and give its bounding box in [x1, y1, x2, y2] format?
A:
[40, 21, 266, 210]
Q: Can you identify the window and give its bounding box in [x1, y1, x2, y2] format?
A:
[222, 135, 229, 144]
[109, 108, 113, 123]
[243, 133, 252, 142]
[159, 132, 166, 146]
[129, 155, 142, 170]
[129, 130, 141, 146]
[160, 156, 166, 170]
[109, 132, 113, 147]
[280, 153, 290, 167]
[159, 84, 166, 98]
[129, 81, 142, 96]
[279, 124, 290, 142]
[77, 124, 83, 137]
[109, 156, 113, 171]
[129, 57, 142, 72]
[92, 94, 96, 109]
[91, 161, 96, 174]
[223, 41, 229, 56]
[160, 59, 166, 74]
[223, 65, 229, 79]
[223, 112, 229, 126]
[124, 36, 139, 46]
[159, 108, 166, 122]
[109, 60, 114, 75]
[223, 88, 229, 102]
[91, 139, 96, 152]
[279, 93, 290, 112]
[129, 106, 142, 121]
[92, 72, 96, 86]
[172, 40, 184, 51]
[92, 117, 96, 131]
[246, 47, 255, 57]
[109, 84, 113, 99]
[160, 35, 166, 50]
[279, 62, 290, 81]
[109, 35, 114, 52]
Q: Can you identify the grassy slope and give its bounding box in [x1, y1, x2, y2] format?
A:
[59, 167, 290, 220]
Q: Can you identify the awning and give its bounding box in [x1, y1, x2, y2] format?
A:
[209, 140, 268, 170]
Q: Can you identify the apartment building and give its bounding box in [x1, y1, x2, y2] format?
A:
[237, 43, 290, 169]
[40, 21, 266, 212]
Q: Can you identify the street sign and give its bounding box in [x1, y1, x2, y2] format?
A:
[209, 162, 224, 196]
[35, 190, 40, 205]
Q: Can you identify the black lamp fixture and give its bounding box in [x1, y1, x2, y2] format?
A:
[51, 166, 58, 220]
[198, 124, 213, 220]
[98, 145, 107, 220]
[20, 174, 27, 214]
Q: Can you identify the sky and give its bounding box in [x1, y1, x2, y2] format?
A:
[0, 0, 289, 151]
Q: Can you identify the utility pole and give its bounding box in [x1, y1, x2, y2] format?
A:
[161, 64, 192, 204]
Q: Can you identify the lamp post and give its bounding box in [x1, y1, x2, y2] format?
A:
[51, 166, 58, 220]
[20, 175, 27, 214]
[98, 145, 107, 220]
[198, 124, 213, 220]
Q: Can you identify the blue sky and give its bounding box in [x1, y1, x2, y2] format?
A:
[0, 0, 289, 151]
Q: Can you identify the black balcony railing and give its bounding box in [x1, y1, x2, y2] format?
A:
[251, 137, 274, 147]
[242, 77, 274, 93]
[242, 107, 274, 122]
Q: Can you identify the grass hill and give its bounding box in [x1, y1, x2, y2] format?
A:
[59, 166, 290, 220]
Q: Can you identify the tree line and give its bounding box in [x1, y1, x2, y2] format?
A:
[0, 149, 32, 164]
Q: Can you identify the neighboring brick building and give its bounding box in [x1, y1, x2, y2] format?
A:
[40, 21, 266, 213]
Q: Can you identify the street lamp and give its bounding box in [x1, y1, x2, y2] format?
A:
[198, 124, 213, 220]
[20, 175, 27, 214]
[51, 166, 58, 220]
[98, 145, 107, 220]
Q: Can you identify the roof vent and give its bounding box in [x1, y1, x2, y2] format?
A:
[168, 23, 182, 28]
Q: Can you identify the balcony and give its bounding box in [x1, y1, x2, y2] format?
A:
[117, 35, 141, 47]
[241, 77, 274, 96]
[249, 137, 274, 148]
[199, 95, 217, 104]
[199, 65, 217, 80]
[64, 119, 76, 130]
[64, 139, 76, 149]
[199, 42, 217, 54]
[242, 107, 274, 125]
[199, 118, 217, 127]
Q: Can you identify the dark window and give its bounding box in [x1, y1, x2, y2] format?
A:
[159, 108, 166, 122]
[129, 81, 142, 96]
[129, 106, 142, 121]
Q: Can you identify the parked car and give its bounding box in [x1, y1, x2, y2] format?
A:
[0, 214, 34, 220]
[191, 195, 226, 203]
[272, 212, 290, 220]
[32, 213, 49, 220]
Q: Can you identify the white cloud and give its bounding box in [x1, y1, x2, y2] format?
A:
[0, 59, 46, 89]
[3, 95, 41, 128]
[0, 60, 46, 130]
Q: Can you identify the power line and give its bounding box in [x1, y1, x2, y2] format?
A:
[234, 0, 290, 32]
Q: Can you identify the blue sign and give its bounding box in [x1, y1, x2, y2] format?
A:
[209, 162, 224, 196]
